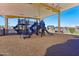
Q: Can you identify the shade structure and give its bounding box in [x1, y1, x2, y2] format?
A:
[0, 3, 79, 34]
[0, 3, 79, 19]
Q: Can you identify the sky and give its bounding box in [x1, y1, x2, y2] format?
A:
[44, 5, 79, 27]
[0, 5, 79, 27]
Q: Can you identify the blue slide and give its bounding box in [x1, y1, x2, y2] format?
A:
[30, 22, 38, 35]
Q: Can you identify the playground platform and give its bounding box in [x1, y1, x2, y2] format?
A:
[0, 34, 79, 56]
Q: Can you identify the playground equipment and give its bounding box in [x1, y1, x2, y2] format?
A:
[39, 20, 51, 37]
[13, 18, 51, 38]
[14, 18, 31, 38]
[14, 19, 39, 38]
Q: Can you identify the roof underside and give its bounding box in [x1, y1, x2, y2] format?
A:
[0, 3, 79, 19]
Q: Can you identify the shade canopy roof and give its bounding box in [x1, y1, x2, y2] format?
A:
[0, 3, 79, 19]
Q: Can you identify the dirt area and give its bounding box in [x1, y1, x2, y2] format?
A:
[0, 34, 77, 56]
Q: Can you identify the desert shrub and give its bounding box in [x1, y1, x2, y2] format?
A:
[69, 28, 75, 33]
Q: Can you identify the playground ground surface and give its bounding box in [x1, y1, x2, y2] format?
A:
[0, 34, 79, 56]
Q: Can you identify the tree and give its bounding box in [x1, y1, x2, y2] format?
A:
[69, 28, 75, 33]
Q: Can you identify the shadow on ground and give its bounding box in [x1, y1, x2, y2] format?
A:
[74, 36, 79, 38]
[45, 38, 79, 56]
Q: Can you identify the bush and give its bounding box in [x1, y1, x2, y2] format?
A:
[69, 28, 75, 33]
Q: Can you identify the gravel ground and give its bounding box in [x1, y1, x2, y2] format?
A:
[0, 34, 77, 56]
